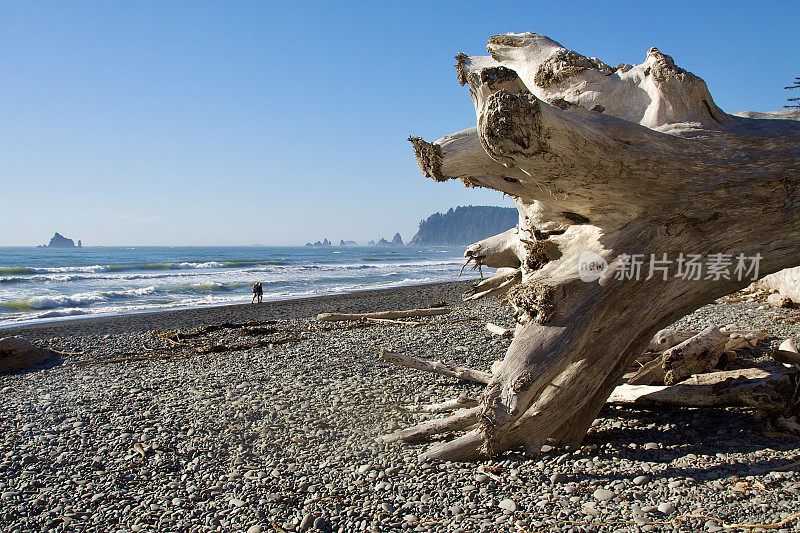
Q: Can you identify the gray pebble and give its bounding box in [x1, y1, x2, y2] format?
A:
[658, 502, 676, 515]
[498, 498, 517, 512]
[593, 488, 615, 502]
[299, 513, 314, 531]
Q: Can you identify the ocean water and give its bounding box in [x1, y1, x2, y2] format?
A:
[0, 246, 478, 328]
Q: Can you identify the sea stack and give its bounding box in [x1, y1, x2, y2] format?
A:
[45, 233, 78, 248]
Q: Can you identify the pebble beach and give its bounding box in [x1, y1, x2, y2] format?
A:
[2, 280, 800, 532]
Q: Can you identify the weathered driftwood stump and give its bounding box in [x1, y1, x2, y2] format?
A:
[404, 32, 800, 461]
[754, 266, 800, 304]
[0, 337, 56, 374]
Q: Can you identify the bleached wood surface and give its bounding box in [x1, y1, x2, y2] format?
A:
[402, 31, 800, 460]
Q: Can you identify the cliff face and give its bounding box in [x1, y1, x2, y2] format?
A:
[409, 206, 518, 246]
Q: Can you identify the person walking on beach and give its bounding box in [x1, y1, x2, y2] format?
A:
[252, 282, 263, 304]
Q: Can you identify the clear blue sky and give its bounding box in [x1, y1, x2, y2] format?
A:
[1, 1, 797, 246]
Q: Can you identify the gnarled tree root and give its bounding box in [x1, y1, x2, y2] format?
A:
[398, 31, 800, 460]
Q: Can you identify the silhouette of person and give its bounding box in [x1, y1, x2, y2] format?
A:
[252, 282, 263, 304]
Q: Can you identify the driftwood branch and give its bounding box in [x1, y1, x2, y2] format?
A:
[380, 350, 491, 384]
[375, 407, 481, 444]
[405, 395, 480, 413]
[486, 323, 514, 338]
[773, 339, 800, 366]
[317, 308, 451, 322]
[646, 327, 766, 352]
[463, 268, 521, 301]
[365, 317, 421, 326]
[661, 326, 727, 385]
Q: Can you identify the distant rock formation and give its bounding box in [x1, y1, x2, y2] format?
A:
[305, 238, 333, 247]
[41, 233, 79, 248]
[340, 240, 358, 247]
[373, 233, 404, 247]
[409, 206, 518, 246]
[367, 240, 375, 246]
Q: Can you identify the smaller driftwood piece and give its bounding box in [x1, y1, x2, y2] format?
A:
[317, 307, 451, 322]
[379, 325, 800, 453]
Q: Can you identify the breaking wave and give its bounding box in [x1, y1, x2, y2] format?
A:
[0, 259, 290, 276]
[0, 267, 36, 275]
[169, 282, 251, 293]
[1, 287, 157, 311]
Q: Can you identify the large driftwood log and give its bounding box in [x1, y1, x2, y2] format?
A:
[609, 368, 796, 413]
[317, 307, 451, 322]
[385, 352, 799, 443]
[403, 32, 800, 460]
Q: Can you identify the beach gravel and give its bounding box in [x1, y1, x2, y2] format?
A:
[1, 281, 799, 532]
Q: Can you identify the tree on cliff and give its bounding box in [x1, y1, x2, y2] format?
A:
[410, 206, 518, 246]
[787, 76, 800, 109]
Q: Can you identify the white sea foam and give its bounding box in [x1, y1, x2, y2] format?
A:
[103, 286, 157, 298]
[174, 261, 224, 269]
[36, 308, 89, 319]
[4, 286, 157, 310]
[19, 292, 108, 309]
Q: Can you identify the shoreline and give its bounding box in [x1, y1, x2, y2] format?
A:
[3, 280, 473, 340]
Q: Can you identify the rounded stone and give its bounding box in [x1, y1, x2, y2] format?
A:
[593, 488, 615, 502]
[658, 502, 676, 515]
[299, 514, 314, 531]
[498, 498, 517, 512]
